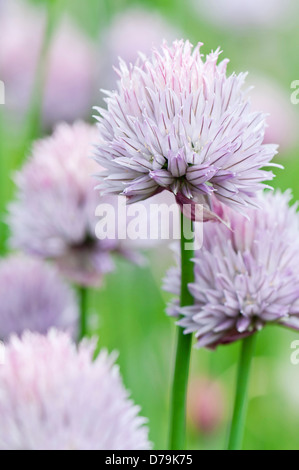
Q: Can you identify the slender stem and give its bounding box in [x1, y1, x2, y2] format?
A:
[227, 334, 257, 451]
[168, 212, 194, 450]
[79, 287, 88, 341]
[0, 110, 7, 255]
[18, 0, 60, 163]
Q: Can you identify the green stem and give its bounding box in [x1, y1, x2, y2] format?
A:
[0, 111, 7, 255]
[18, 0, 60, 163]
[227, 334, 257, 451]
[79, 287, 88, 341]
[168, 212, 194, 450]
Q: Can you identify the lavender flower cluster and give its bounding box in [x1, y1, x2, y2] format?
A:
[94, 40, 278, 217]
[0, 331, 150, 450]
[164, 191, 299, 348]
[93, 37, 299, 349]
[1, 0, 298, 451]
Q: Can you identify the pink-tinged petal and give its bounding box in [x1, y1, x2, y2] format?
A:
[168, 149, 188, 177]
[150, 169, 175, 187]
[236, 316, 251, 333]
[186, 165, 217, 185]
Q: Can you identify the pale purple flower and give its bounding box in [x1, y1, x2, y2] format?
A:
[94, 40, 278, 219]
[0, 330, 150, 450]
[42, 20, 96, 128]
[8, 122, 137, 287]
[164, 190, 299, 349]
[192, 0, 296, 30]
[100, 7, 178, 90]
[0, 0, 96, 127]
[250, 77, 299, 152]
[0, 256, 78, 341]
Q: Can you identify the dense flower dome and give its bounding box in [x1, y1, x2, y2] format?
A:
[8, 122, 145, 287]
[0, 331, 151, 450]
[164, 191, 299, 348]
[95, 40, 278, 219]
[0, 256, 78, 341]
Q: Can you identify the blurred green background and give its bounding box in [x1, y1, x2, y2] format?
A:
[1, 0, 299, 450]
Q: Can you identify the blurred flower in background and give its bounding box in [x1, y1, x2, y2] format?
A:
[276, 359, 299, 411]
[187, 377, 226, 435]
[8, 120, 176, 287]
[99, 6, 179, 91]
[0, 256, 78, 341]
[165, 190, 299, 348]
[0, 0, 44, 117]
[250, 77, 299, 153]
[0, 0, 96, 128]
[0, 330, 151, 450]
[42, 19, 96, 128]
[8, 121, 142, 287]
[192, 0, 296, 30]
